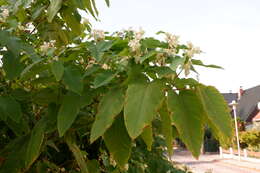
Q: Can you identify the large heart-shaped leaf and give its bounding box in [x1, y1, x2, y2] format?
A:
[167, 90, 204, 158]
[124, 79, 164, 139]
[196, 85, 233, 144]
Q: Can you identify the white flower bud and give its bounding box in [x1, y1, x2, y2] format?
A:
[186, 41, 202, 57]
[134, 28, 145, 40]
[2, 9, 9, 19]
[40, 41, 56, 53]
[0, 8, 9, 22]
[82, 18, 89, 25]
[92, 29, 105, 41]
[128, 38, 141, 52]
[40, 42, 50, 53]
[102, 63, 109, 69]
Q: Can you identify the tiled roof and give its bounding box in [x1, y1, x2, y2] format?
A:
[222, 93, 238, 104]
[236, 85, 260, 121]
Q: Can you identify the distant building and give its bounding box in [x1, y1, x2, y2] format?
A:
[222, 85, 260, 130]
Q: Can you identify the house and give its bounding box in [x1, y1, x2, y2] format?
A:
[222, 85, 260, 130]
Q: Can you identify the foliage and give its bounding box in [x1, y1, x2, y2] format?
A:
[204, 128, 220, 152]
[0, 0, 233, 172]
[239, 130, 260, 151]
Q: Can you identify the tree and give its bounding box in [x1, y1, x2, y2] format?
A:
[0, 0, 233, 172]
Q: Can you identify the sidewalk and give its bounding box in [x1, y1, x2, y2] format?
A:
[218, 157, 260, 172]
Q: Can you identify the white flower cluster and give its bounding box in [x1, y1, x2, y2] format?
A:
[128, 28, 145, 52]
[165, 32, 179, 48]
[186, 41, 202, 57]
[0, 9, 9, 22]
[164, 33, 179, 56]
[92, 29, 105, 41]
[40, 40, 56, 53]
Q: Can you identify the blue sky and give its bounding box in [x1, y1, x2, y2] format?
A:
[91, 0, 260, 92]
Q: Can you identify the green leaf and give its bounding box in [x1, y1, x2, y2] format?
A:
[104, 0, 110, 7]
[93, 70, 117, 88]
[169, 57, 185, 71]
[32, 5, 46, 20]
[87, 41, 113, 61]
[124, 79, 164, 139]
[90, 0, 99, 16]
[61, 8, 82, 36]
[141, 37, 167, 48]
[11, 89, 30, 101]
[20, 58, 44, 78]
[25, 119, 46, 169]
[83, 64, 100, 78]
[65, 131, 89, 173]
[47, 0, 63, 22]
[159, 101, 173, 156]
[2, 51, 24, 80]
[104, 115, 132, 168]
[140, 51, 156, 63]
[32, 88, 58, 105]
[0, 31, 22, 56]
[156, 31, 166, 35]
[153, 66, 176, 79]
[51, 60, 64, 81]
[174, 78, 199, 89]
[63, 65, 83, 95]
[167, 90, 204, 158]
[83, 0, 97, 19]
[86, 160, 100, 173]
[57, 92, 81, 137]
[141, 126, 153, 151]
[0, 96, 22, 123]
[191, 59, 223, 69]
[90, 88, 125, 143]
[196, 85, 233, 144]
[44, 104, 59, 134]
[172, 126, 179, 139]
[79, 87, 94, 108]
[0, 135, 30, 173]
[3, 117, 30, 136]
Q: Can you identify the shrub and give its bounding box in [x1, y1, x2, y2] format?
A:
[240, 130, 260, 151]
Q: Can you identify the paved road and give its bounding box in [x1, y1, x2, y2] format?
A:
[172, 150, 260, 173]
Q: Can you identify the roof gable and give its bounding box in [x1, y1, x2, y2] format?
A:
[237, 85, 260, 121]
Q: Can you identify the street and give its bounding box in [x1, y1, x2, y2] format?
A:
[172, 150, 260, 173]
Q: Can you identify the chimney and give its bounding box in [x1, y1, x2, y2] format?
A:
[238, 86, 244, 100]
